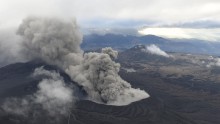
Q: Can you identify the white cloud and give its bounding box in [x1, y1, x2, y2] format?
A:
[1, 0, 220, 40]
[138, 27, 220, 41]
[2, 67, 75, 118]
[122, 68, 136, 73]
[33, 67, 74, 116]
[144, 44, 171, 58]
[1, 0, 220, 28]
[206, 57, 220, 67]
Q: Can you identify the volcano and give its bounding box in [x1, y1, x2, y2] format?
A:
[0, 61, 198, 124]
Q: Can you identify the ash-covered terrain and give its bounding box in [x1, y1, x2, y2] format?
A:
[1, 45, 220, 124]
[0, 61, 191, 124]
[119, 45, 220, 124]
[0, 17, 220, 124]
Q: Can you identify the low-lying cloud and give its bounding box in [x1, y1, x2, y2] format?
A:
[2, 67, 75, 120]
[143, 44, 171, 58]
[206, 57, 220, 67]
[33, 67, 75, 116]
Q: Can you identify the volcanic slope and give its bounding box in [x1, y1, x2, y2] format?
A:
[0, 61, 198, 124]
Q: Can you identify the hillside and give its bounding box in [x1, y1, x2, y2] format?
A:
[0, 61, 202, 124]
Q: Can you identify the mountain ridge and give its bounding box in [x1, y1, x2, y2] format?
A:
[82, 33, 220, 55]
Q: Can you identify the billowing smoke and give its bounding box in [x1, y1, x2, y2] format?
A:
[17, 17, 83, 69]
[5, 16, 149, 107]
[66, 48, 148, 105]
[101, 47, 118, 59]
[144, 44, 171, 58]
[33, 67, 75, 116]
[2, 67, 75, 118]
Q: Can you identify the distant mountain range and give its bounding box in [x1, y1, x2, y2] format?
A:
[82, 34, 220, 56]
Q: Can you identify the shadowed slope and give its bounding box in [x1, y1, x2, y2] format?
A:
[0, 61, 197, 124]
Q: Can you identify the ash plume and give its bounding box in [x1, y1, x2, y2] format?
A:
[66, 48, 148, 105]
[17, 17, 83, 69]
[10, 16, 149, 106]
[101, 47, 118, 59]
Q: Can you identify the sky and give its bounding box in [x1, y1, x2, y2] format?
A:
[1, 0, 220, 41]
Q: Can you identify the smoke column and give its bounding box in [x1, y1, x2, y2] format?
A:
[17, 16, 149, 106]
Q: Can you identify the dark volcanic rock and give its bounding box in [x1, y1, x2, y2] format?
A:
[117, 45, 173, 66]
[0, 61, 211, 124]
